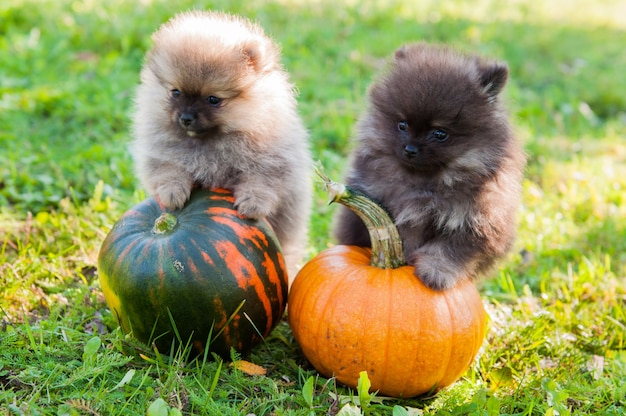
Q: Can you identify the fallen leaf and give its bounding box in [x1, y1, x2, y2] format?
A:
[230, 360, 267, 376]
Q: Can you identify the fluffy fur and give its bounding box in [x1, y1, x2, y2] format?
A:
[132, 10, 312, 279]
[334, 43, 526, 290]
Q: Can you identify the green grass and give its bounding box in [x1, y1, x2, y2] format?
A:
[1, 0, 625, 414]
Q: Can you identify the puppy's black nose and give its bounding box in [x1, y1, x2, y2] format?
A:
[404, 144, 419, 158]
[179, 112, 196, 127]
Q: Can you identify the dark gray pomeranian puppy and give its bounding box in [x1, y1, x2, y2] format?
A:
[131, 11, 312, 279]
[334, 43, 526, 290]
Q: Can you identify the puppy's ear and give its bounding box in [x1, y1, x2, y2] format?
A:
[241, 39, 277, 73]
[478, 61, 508, 99]
[242, 40, 261, 68]
[394, 45, 407, 60]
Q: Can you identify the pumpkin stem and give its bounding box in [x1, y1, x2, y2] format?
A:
[316, 166, 406, 269]
[152, 213, 178, 235]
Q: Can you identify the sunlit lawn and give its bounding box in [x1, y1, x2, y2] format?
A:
[1, 0, 625, 414]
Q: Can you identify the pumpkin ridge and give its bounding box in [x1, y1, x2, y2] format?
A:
[403, 273, 421, 393]
[248, 228, 271, 252]
[211, 296, 231, 347]
[380, 268, 394, 392]
[324, 258, 365, 378]
[291, 256, 334, 374]
[206, 206, 238, 216]
[112, 237, 141, 272]
[211, 214, 270, 251]
[140, 238, 153, 259]
[208, 188, 235, 203]
[437, 293, 455, 386]
[186, 252, 200, 276]
[261, 252, 285, 309]
[152, 242, 171, 306]
[186, 237, 216, 270]
[200, 250, 216, 266]
[350, 266, 371, 384]
[213, 240, 274, 334]
[120, 207, 148, 223]
[210, 194, 236, 203]
[309, 265, 336, 376]
[442, 284, 486, 386]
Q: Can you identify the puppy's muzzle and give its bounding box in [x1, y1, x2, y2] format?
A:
[179, 112, 196, 128]
[404, 144, 419, 159]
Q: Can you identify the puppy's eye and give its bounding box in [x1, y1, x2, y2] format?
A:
[433, 128, 449, 142]
[397, 121, 408, 131]
[207, 96, 222, 106]
[170, 89, 181, 98]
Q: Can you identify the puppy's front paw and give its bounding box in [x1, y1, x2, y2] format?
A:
[409, 251, 464, 291]
[233, 188, 274, 219]
[155, 182, 191, 210]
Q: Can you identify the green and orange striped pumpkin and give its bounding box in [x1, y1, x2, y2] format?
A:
[97, 188, 288, 358]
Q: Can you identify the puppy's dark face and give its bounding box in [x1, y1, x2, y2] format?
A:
[366, 44, 509, 175]
[380, 95, 470, 174]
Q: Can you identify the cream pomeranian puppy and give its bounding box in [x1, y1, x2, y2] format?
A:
[131, 11, 312, 278]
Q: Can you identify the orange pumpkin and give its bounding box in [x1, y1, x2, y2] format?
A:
[288, 174, 487, 398]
